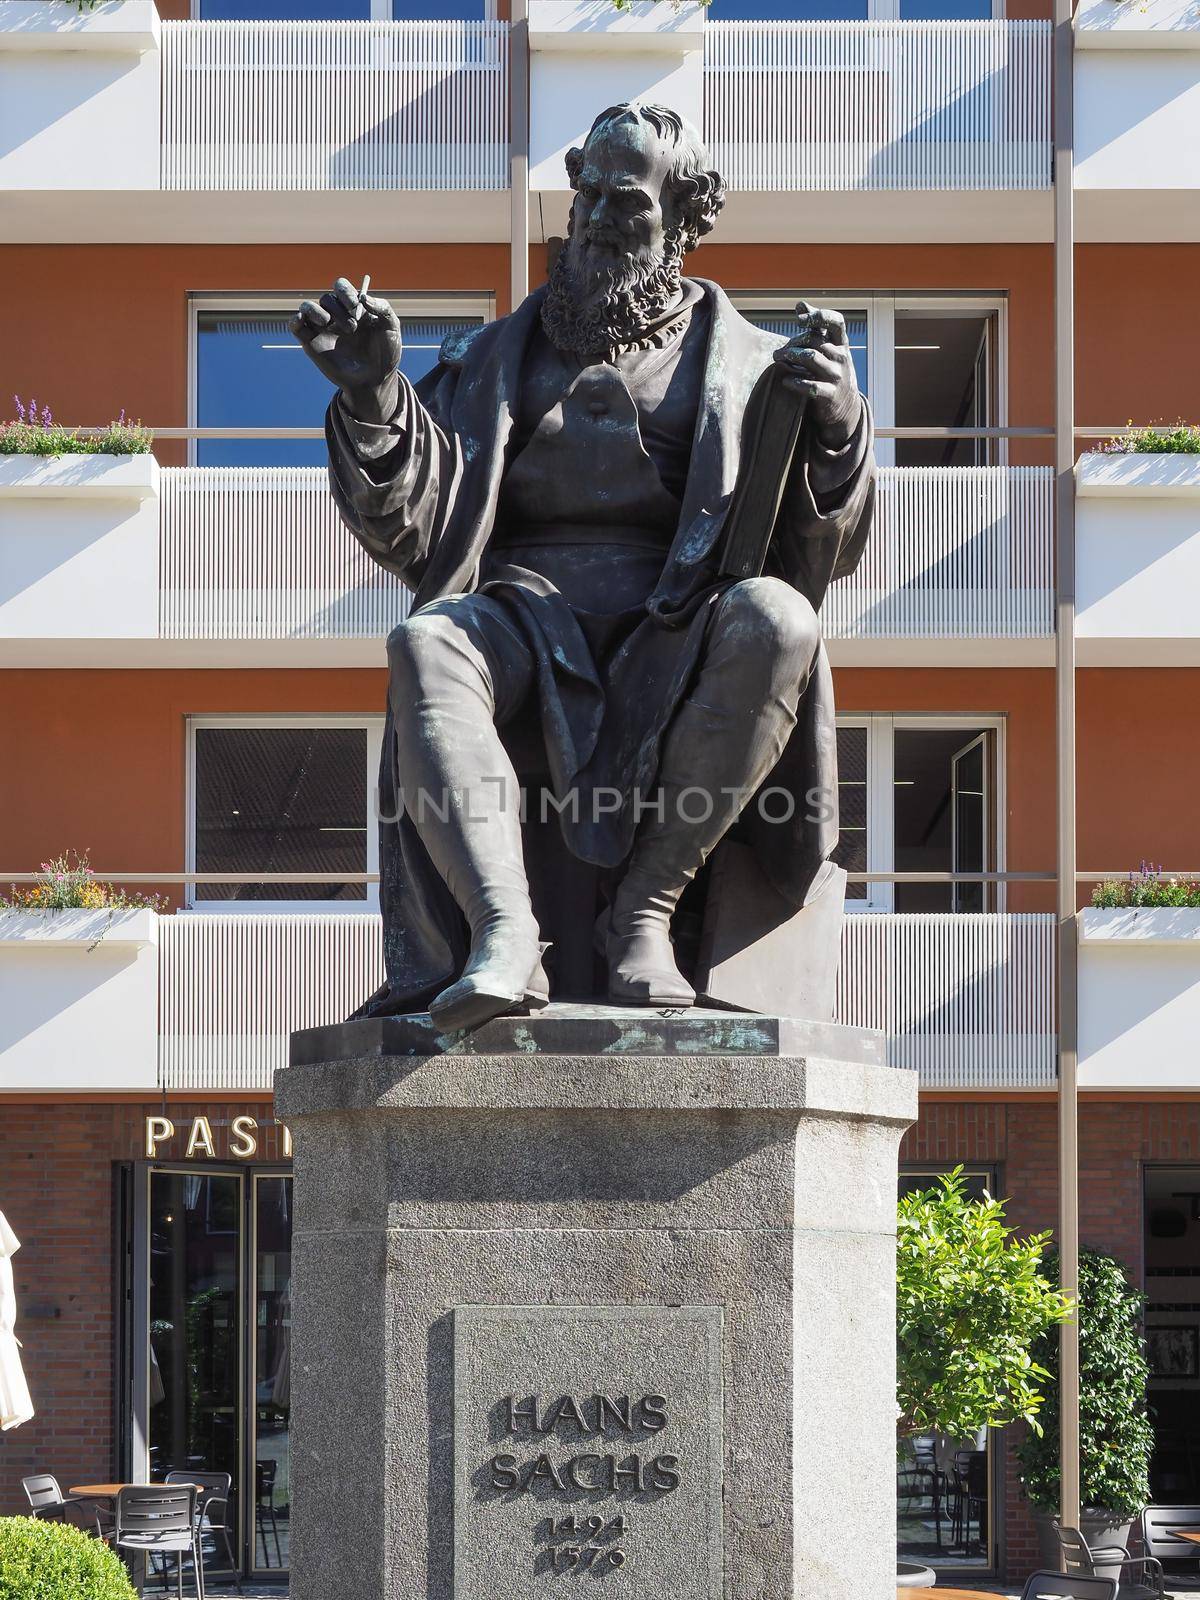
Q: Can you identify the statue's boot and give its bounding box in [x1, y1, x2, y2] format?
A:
[388, 601, 548, 1033]
[606, 578, 819, 1007]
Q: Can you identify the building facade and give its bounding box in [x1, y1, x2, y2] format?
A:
[2, 0, 1199, 1581]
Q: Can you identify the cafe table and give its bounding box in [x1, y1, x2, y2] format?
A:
[899, 1589, 1002, 1600]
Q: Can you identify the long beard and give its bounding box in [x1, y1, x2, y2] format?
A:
[541, 225, 686, 358]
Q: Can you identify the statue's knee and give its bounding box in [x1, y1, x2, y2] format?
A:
[386, 608, 462, 692]
[721, 577, 819, 670]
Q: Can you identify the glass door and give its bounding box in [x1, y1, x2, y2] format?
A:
[251, 1176, 292, 1574]
[951, 733, 991, 913]
[147, 1171, 244, 1521]
[136, 1165, 293, 1579]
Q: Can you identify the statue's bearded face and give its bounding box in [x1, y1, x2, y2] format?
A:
[542, 122, 687, 359]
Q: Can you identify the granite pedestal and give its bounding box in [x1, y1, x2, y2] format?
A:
[275, 1006, 917, 1600]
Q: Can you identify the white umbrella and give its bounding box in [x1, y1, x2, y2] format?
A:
[0, 1210, 34, 1430]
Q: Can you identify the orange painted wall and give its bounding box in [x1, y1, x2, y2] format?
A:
[5, 664, 1195, 905]
[1076, 247, 1200, 434]
[1078, 669, 1200, 888]
[0, 669, 385, 904]
[0, 244, 512, 464]
[10, 241, 1195, 459]
[836, 666, 1057, 910]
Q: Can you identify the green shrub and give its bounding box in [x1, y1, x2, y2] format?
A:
[1100, 422, 1200, 455]
[0, 1517, 136, 1600]
[1092, 862, 1200, 909]
[897, 1169, 1072, 1440]
[1017, 1248, 1154, 1517]
[0, 399, 151, 458]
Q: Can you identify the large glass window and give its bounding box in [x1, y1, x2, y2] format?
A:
[735, 294, 1005, 467]
[194, 300, 487, 467]
[253, 1177, 292, 1573]
[142, 1167, 294, 1580]
[190, 721, 380, 906]
[148, 1172, 242, 1509]
[1144, 1166, 1200, 1504]
[894, 309, 999, 467]
[837, 716, 1001, 912]
[897, 1165, 998, 1574]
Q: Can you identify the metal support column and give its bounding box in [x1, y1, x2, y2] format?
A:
[1053, 0, 1081, 1538]
[509, 0, 530, 311]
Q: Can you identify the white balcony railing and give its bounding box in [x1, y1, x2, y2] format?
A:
[704, 20, 1052, 191]
[157, 910, 1056, 1091]
[158, 464, 1051, 644]
[158, 913, 385, 1092]
[836, 912, 1056, 1089]
[824, 466, 1054, 640]
[160, 20, 510, 191]
[159, 467, 407, 639]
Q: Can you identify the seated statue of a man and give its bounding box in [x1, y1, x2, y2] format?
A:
[291, 101, 875, 1032]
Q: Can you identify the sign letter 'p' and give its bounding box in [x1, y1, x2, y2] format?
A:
[145, 1116, 175, 1158]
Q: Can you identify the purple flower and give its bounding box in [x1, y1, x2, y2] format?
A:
[13, 396, 25, 423]
[40, 405, 52, 427]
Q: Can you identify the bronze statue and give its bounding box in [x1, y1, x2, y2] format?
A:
[291, 102, 875, 1031]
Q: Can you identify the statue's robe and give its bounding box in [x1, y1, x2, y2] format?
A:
[325, 277, 876, 1016]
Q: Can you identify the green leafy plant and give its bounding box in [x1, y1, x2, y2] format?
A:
[0, 398, 151, 458]
[607, 0, 710, 11]
[897, 1170, 1073, 1439]
[0, 1516, 137, 1600]
[1017, 1248, 1154, 1517]
[1099, 422, 1200, 455]
[1092, 862, 1200, 909]
[3, 853, 163, 914]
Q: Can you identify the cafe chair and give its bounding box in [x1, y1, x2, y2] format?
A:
[165, 1470, 241, 1595]
[114, 1484, 204, 1600]
[21, 1474, 112, 1540]
[1020, 1570, 1119, 1600]
[1142, 1507, 1200, 1577]
[1058, 1524, 1165, 1600]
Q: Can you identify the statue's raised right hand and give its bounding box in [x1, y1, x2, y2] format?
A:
[290, 277, 403, 422]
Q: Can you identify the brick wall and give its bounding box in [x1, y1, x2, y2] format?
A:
[0, 1099, 277, 1516]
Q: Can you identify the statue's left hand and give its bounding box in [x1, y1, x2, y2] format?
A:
[773, 302, 862, 450]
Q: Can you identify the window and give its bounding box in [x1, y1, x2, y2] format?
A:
[191, 295, 491, 467]
[735, 294, 1006, 467]
[834, 716, 1003, 912]
[187, 717, 383, 909]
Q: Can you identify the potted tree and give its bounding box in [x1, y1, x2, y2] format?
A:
[1017, 1248, 1154, 1578]
[897, 1171, 1072, 1583]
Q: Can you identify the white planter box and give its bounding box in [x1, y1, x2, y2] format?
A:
[0, 2, 161, 191]
[0, 0, 160, 54]
[529, 1, 705, 53]
[1079, 907, 1200, 1088]
[0, 453, 160, 640]
[1076, 0, 1200, 49]
[1081, 906, 1200, 942]
[0, 906, 157, 946]
[1077, 451, 1200, 497]
[0, 907, 159, 1091]
[0, 452, 159, 500]
[1075, 453, 1200, 660]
